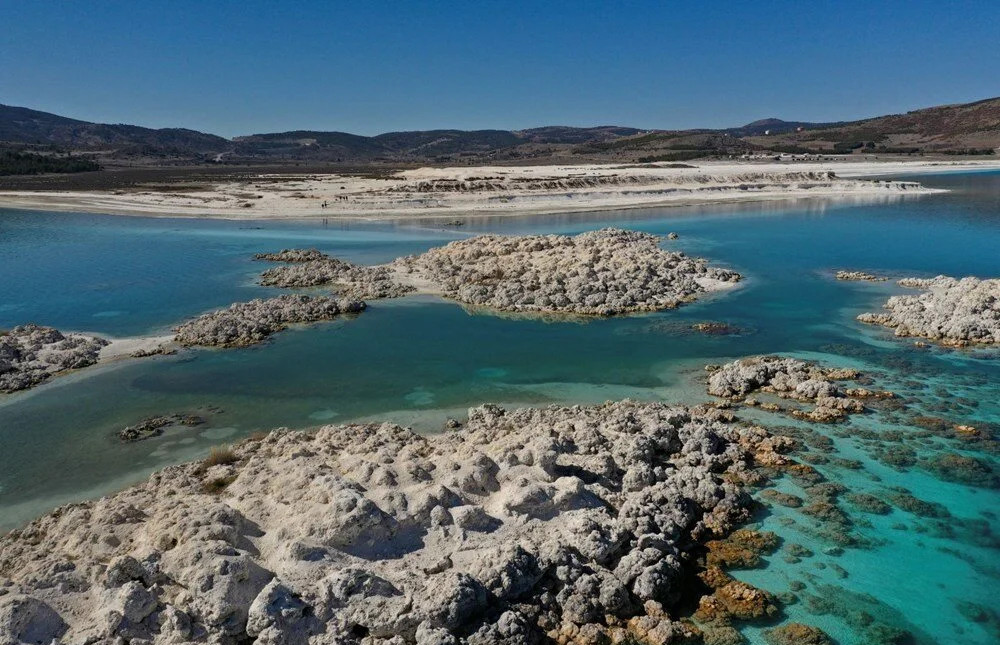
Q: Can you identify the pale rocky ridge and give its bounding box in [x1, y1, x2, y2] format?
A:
[258, 254, 415, 300]
[834, 270, 887, 282]
[0, 324, 109, 393]
[253, 249, 330, 263]
[0, 297, 364, 394]
[173, 295, 366, 348]
[857, 275, 1000, 346]
[0, 400, 796, 645]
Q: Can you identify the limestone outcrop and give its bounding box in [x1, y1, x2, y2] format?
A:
[0, 324, 109, 393]
[394, 228, 741, 315]
[174, 295, 365, 348]
[857, 276, 1000, 346]
[0, 400, 783, 645]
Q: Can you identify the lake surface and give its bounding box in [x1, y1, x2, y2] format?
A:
[1, 171, 998, 644]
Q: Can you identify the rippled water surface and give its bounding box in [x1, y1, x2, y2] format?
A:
[1, 171, 998, 644]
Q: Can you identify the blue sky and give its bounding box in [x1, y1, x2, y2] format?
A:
[1, 0, 997, 137]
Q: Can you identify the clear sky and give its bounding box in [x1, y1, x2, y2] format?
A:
[2, 0, 998, 137]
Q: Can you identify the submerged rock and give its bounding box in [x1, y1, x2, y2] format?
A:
[759, 489, 803, 508]
[845, 492, 892, 515]
[0, 324, 109, 393]
[858, 276, 1000, 346]
[394, 228, 741, 315]
[0, 400, 774, 644]
[922, 452, 999, 488]
[174, 294, 365, 348]
[763, 622, 832, 645]
[692, 322, 744, 335]
[118, 414, 206, 442]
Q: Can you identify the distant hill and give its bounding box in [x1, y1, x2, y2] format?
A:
[1, 96, 997, 168]
[743, 97, 1000, 153]
[0, 104, 229, 157]
[233, 130, 390, 160]
[724, 118, 843, 137]
[374, 129, 523, 157]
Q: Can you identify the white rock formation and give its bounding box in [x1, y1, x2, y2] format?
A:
[0, 401, 782, 645]
[174, 295, 365, 348]
[0, 324, 109, 393]
[857, 276, 1000, 346]
[394, 228, 741, 315]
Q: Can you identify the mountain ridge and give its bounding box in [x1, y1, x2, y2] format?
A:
[1, 97, 997, 165]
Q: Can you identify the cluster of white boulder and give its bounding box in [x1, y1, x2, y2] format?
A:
[0, 400, 785, 645]
[393, 228, 741, 315]
[706, 356, 891, 423]
[0, 324, 109, 393]
[173, 295, 365, 348]
[857, 276, 1000, 346]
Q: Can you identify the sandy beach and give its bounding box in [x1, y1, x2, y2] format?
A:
[3, 159, 997, 220]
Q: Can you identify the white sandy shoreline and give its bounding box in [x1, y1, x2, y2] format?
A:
[1, 159, 997, 221]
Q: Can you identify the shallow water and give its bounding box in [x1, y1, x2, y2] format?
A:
[1, 171, 998, 644]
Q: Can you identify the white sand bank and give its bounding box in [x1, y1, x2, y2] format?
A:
[3, 159, 997, 220]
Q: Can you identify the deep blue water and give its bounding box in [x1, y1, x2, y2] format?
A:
[1, 171, 998, 644]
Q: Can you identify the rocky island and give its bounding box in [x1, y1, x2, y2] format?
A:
[174, 295, 366, 348]
[393, 228, 741, 315]
[0, 324, 109, 393]
[0, 400, 809, 645]
[857, 275, 1000, 346]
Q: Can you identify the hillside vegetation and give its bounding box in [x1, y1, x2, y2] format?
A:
[0, 150, 100, 176]
[743, 97, 1000, 154]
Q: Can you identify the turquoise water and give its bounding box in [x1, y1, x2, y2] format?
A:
[1, 171, 998, 644]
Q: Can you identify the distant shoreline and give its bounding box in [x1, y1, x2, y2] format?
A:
[1, 159, 997, 221]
